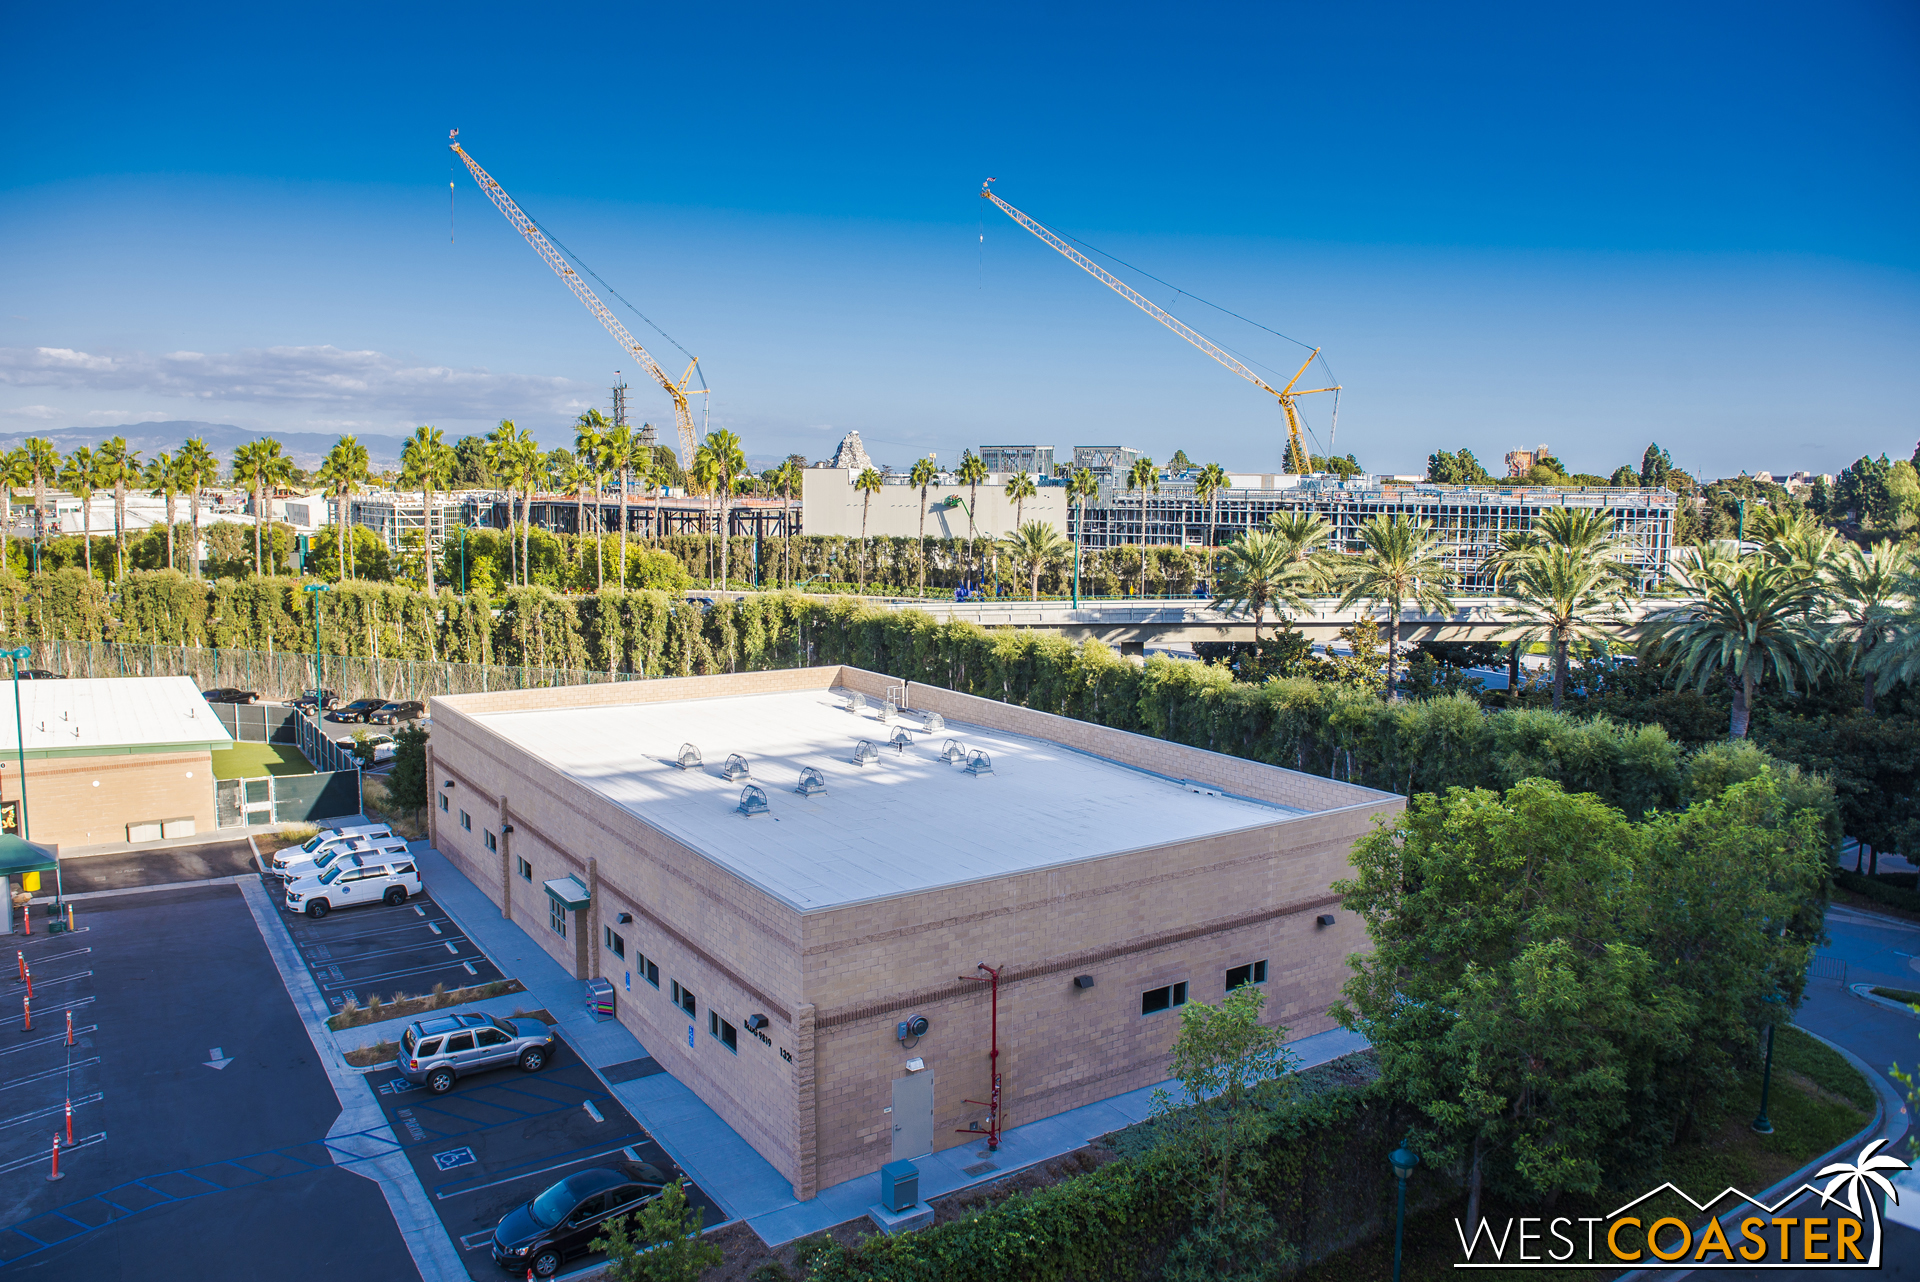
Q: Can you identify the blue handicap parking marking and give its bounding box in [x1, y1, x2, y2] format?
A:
[378, 1077, 418, 1096]
[433, 1146, 477, 1172]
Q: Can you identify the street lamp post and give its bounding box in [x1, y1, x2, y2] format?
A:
[304, 584, 329, 700]
[1388, 1145, 1420, 1282]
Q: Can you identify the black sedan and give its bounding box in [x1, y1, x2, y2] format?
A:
[330, 697, 386, 722]
[368, 700, 425, 725]
[16, 670, 63, 680]
[200, 687, 258, 704]
[492, 1162, 668, 1276]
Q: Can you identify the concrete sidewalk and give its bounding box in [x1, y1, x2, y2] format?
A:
[412, 839, 1371, 1246]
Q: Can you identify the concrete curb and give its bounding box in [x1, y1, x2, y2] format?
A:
[1851, 981, 1920, 1021]
[1617, 1025, 1911, 1282]
[235, 862, 466, 1282]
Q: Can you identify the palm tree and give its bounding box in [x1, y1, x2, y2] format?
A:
[231, 437, 296, 575]
[1004, 470, 1036, 528]
[1210, 528, 1323, 641]
[556, 458, 595, 589]
[772, 458, 803, 587]
[1484, 510, 1638, 710]
[953, 450, 986, 589]
[175, 437, 219, 579]
[315, 436, 370, 583]
[142, 452, 181, 572]
[0, 448, 30, 576]
[1335, 514, 1457, 700]
[696, 429, 747, 589]
[19, 438, 60, 574]
[574, 412, 609, 591]
[854, 465, 884, 592]
[1638, 557, 1828, 739]
[95, 435, 141, 581]
[1067, 466, 1100, 603]
[57, 447, 101, 578]
[644, 453, 671, 551]
[1754, 505, 1836, 580]
[909, 456, 938, 596]
[1195, 461, 1229, 583]
[602, 421, 639, 589]
[399, 426, 454, 593]
[485, 420, 533, 585]
[1126, 456, 1160, 595]
[1000, 520, 1071, 601]
[1825, 541, 1910, 712]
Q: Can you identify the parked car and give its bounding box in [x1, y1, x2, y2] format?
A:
[17, 670, 63, 680]
[489, 1162, 668, 1276]
[267, 826, 396, 878]
[355, 733, 396, 764]
[283, 850, 419, 917]
[368, 700, 426, 725]
[287, 688, 338, 712]
[199, 687, 259, 704]
[399, 1010, 558, 1095]
[330, 697, 386, 722]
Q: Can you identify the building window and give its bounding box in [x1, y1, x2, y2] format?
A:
[1225, 961, 1268, 992]
[709, 1010, 738, 1054]
[549, 897, 566, 937]
[438, 794, 448, 813]
[517, 857, 532, 882]
[636, 952, 660, 988]
[484, 830, 497, 852]
[672, 980, 696, 1019]
[459, 810, 471, 831]
[1141, 981, 1188, 1016]
[604, 926, 626, 959]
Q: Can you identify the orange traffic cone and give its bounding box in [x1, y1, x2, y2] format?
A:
[46, 1135, 61, 1182]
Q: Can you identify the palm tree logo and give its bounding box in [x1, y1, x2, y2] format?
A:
[1814, 1138, 1910, 1267]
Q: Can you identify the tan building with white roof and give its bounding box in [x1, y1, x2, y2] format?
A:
[425, 667, 1398, 1200]
[0, 676, 233, 849]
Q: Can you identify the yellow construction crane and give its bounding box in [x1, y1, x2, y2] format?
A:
[451, 131, 706, 465]
[981, 179, 1338, 471]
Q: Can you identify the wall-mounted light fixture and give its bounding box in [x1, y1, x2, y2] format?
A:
[1073, 975, 1096, 989]
[618, 912, 633, 924]
[442, 780, 455, 789]
[1317, 914, 1337, 927]
[501, 823, 515, 834]
[744, 1013, 769, 1032]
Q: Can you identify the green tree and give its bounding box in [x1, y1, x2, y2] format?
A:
[999, 520, 1069, 600]
[1334, 514, 1456, 700]
[141, 452, 182, 573]
[1640, 554, 1829, 738]
[1609, 464, 1638, 486]
[384, 724, 430, 813]
[602, 420, 640, 590]
[486, 420, 539, 587]
[957, 449, 989, 585]
[316, 436, 371, 583]
[1487, 509, 1638, 710]
[1125, 456, 1159, 594]
[0, 447, 28, 575]
[1640, 442, 1671, 488]
[1150, 985, 1297, 1281]
[590, 1178, 720, 1282]
[853, 466, 883, 591]
[21, 437, 61, 572]
[696, 428, 746, 589]
[1209, 515, 1333, 642]
[400, 426, 454, 593]
[57, 447, 102, 578]
[1194, 461, 1229, 581]
[1168, 448, 1193, 470]
[448, 433, 494, 489]
[575, 411, 610, 591]
[908, 456, 939, 596]
[1824, 540, 1909, 712]
[175, 436, 220, 580]
[770, 457, 803, 588]
[1862, 559, 1920, 699]
[95, 435, 141, 580]
[232, 437, 296, 575]
[1427, 448, 1493, 485]
[1832, 454, 1894, 528]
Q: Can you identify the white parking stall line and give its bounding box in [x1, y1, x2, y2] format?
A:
[30, 995, 97, 1017]
[0, 1130, 104, 1176]
[0, 1025, 98, 1057]
[434, 1148, 635, 1201]
[318, 959, 494, 992]
[29, 969, 94, 988]
[458, 1229, 496, 1251]
[11, 946, 91, 967]
[0, 1058, 101, 1092]
[0, 1092, 103, 1133]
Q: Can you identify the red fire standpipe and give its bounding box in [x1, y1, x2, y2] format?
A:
[958, 962, 1003, 1151]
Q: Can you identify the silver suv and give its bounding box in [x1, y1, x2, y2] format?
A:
[397, 1012, 556, 1094]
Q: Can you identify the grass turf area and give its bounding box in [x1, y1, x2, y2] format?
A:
[210, 742, 313, 779]
[1293, 1025, 1873, 1281]
[1871, 986, 1920, 1007]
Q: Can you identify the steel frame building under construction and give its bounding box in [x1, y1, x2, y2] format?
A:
[1074, 477, 1677, 589]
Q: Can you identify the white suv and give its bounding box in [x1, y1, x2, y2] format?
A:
[284, 847, 420, 918]
[268, 824, 394, 877]
[272, 834, 384, 882]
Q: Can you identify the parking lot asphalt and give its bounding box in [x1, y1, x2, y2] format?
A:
[273, 888, 507, 1014]
[56, 838, 259, 894]
[0, 884, 417, 1279]
[360, 1044, 720, 1280]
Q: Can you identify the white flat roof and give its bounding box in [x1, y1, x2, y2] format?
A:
[473, 688, 1301, 911]
[0, 676, 234, 755]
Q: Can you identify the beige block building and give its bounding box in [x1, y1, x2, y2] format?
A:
[0, 677, 229, 849]
[801, 468, 1071, 542]
[426, 667, 1398, 1201]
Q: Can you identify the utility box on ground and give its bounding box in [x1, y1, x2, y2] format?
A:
[880, 1159, 919, 1212]
[586, 977, 616, 1021]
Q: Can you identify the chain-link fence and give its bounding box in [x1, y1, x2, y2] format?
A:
[11, 639, 648, 704]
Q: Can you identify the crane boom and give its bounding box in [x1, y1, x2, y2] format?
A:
[981, 179, 1337, 469]
[451, 134, 705, 465]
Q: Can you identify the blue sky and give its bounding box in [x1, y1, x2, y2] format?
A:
[2, 1, 1915, 478]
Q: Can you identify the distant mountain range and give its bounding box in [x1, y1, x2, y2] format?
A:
[0, 421, 413, 471]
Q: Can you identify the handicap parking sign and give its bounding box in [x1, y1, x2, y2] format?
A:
[433, 1146, 477, 1172]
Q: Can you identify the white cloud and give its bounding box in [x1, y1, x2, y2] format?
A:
[0, 344, 589, 420]
[3, 405, 60, 420]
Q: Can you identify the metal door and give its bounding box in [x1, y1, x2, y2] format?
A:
[242, 777, 274, 824]
[890, 1070, 934, 1161]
